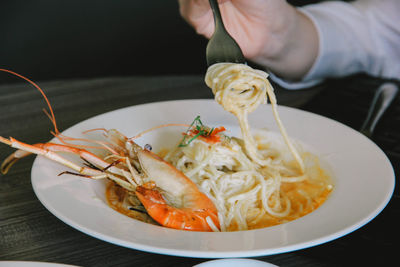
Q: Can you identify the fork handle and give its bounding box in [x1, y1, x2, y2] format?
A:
[209, 0, 227, 32]
[360, 82, 399, 138]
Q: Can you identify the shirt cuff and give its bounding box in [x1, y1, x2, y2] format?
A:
[268, 72, 322, 90]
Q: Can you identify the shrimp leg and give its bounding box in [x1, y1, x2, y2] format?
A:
[0, 137, 139, 191]
[0, 138, 93, 176]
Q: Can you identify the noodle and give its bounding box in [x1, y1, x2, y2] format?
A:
[205, 63, 304, 172]
[164, 63, 332, 231]
[105, 63, 333, 231]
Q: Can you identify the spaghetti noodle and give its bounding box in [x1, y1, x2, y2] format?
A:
[162, 63, 332, 231]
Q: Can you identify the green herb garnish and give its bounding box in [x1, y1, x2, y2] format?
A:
[179, 116, 213, 147]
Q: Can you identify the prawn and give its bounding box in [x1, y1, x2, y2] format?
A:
[135, 149, 219, 231]
[0, 69, 220, 232]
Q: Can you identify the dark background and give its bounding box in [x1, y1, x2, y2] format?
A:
[0, 0, 331, 84]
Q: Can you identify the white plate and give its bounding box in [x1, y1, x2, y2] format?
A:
[194, 259, 277, 267]
[31, 99, 395, 258]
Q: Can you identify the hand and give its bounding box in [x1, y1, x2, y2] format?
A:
[179, 0, 318, 80]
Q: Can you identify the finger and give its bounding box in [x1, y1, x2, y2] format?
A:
[179, 0, 215, 38]
[179, 0, 210, 21]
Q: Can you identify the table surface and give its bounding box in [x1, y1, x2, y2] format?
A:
[0, 74, 398, 267]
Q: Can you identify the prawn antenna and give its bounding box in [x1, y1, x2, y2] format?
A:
[0, 69, 60, 135]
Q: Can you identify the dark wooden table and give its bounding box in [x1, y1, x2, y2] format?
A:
[0, 74, 398, 266]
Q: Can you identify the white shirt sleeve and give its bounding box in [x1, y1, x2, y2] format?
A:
[271, 0, 400, 90]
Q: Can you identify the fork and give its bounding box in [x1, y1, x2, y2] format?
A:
[360, 82, 399, 138]
[206, 0, 246, 66]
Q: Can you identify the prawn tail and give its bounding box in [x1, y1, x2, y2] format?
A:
[135, 186, 219, 232]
